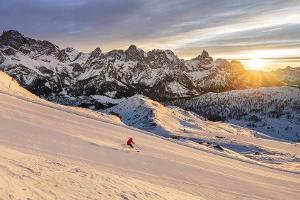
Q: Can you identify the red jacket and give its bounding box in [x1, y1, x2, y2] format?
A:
[127, 138, 135, 145]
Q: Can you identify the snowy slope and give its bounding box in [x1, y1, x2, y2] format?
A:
[0, 71, 38, 99]
[1, 69, 300, 199]
[173, 87, 300, 141]
[107, 95, 254, 137]
[107, 95, 300, 172]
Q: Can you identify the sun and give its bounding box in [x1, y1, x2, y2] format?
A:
[248, 59, 266, 70]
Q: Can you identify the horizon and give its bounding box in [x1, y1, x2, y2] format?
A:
[1, 0, 300, 71]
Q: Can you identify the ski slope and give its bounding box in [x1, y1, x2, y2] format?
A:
[0, 74, 300, 199]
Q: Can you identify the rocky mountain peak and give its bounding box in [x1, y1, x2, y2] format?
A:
[125, 44, 144, 61]
[147, 49, 172, 63]
[200, 50, 210, 58]
[164, 50, 179, 62]
[0, 30, 28, 49]
[65, 47, 76, 53]
[127, 44, 137, 51]
[87, 47, 103, 61]
[193, 50, 213, 65]
[0, 30, 59, 56]
[1, 30, 24, 38]
[91, 47, 102, 56]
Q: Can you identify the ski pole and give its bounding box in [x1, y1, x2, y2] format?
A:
[135, 144, 142, 151]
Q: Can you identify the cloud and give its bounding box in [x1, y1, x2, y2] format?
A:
[0, 0, 299, 69]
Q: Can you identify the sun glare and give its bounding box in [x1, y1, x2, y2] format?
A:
[248, 59, 266, 70]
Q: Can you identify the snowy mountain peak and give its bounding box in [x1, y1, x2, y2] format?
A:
[0, 30, 25, 43]
[91, 47, 102, 55]
[0, 30, 28, 51]
[199, 50, 210, 59]
[127, 44, 138, 52]
[125, 44, 145, 61]
[87, 47, 103, 61]
[0, 30, 59, 56]
[193, 50, 213, 64]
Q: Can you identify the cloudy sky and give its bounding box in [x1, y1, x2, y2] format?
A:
[0, 0, 300, 70]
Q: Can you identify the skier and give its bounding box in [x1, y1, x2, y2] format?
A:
[126, 137, 135, 149]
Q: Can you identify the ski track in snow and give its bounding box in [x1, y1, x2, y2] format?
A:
[0, 146, 202, 200]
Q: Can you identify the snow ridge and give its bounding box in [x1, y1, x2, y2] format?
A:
[172, 87, 300, 141]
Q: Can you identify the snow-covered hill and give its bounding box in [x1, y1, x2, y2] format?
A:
[107, 95, 300, 172]
[0, 67, 300, 200]
[0, 30, 286, 107]
[172, 87, 300, 141]
[107, 95, 254, 137]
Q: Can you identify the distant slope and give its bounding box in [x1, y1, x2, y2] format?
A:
[107, 95, 254, 138]
[1, 76, 300, 199]
[107, 95, 300, 172]
[172, 87, 300, 141]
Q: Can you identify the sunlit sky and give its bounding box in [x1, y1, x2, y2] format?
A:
[1, 0, 300, 71]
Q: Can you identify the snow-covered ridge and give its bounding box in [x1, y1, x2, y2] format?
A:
[107, 95, 254, 137]
[172, 86, 300, 141]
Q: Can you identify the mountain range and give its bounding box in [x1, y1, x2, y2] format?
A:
[1, 30, 299, 108]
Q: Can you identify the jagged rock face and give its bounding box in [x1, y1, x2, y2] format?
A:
[0, 52, 5, 64]
[0, 30, 286, 106]
[193, 50, 213, 65]
[58, 49, 70, 63]
[0, 30, 59, 56]
[125, 45, 144, 61]
[0, 30, 28, 50]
